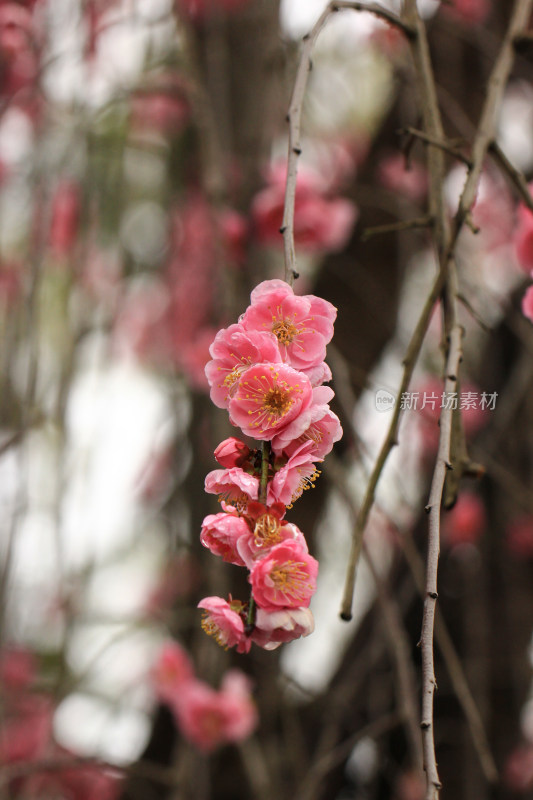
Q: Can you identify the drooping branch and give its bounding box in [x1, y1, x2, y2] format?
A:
[281, 1, 411, 285]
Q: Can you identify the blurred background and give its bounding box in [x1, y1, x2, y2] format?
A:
[1, 0, 533, 798]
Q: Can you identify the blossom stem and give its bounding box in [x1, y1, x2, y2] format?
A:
[246, 441, 271, 632]
[258, 440, 270, 505]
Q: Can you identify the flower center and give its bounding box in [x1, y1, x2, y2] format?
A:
[263, 387, 292, 415]
[253, 513, 281, 547]
[270, 560, 311, 601]
[201, 616, 227, 648]
[218, 491, 248, 514]
[272, 319, 299, 346]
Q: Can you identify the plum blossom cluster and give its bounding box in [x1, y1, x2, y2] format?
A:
[198, 279, 342, 652]
[152, 641, 257, 752]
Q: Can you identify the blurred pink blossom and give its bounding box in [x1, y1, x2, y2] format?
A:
[378, 153, 428, 203]
[521, 284, 533, 323]
[172, 671, 257, 752]
[0, 646, 36, 691]
[441, 0, 491, 25]
[176, 0, 249, 23]
[442, 492, 486, 548]
[251, 164, 357, 253]
[506, 515, 533, 558]
[504, 742, 533, 792]
[152, 641, 195, 704]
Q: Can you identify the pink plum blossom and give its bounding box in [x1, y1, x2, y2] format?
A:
[198, 596, 251, 653]
[251, 165, 357, 252]
[48, 180, 80, 259]
[241, 279, 337, 372]
[200, 512, 250, 566]
[504, 743, 533, 792]
[515, 198, 533, 273]
[270, 384, 341, 457]
[236, 505, 308, 568]
[204, 467, 259, 512]
[442, 492, 486, 548]
[377, 153, 428, 203]
[214, 436, 251, 468]
[268, 441, 322, 507]
[249, 539, 318, 611]
[506, 515, 533, 557]
[228, 362, 313, 441]
[172, 671, 257, 753]
[152, 641, 194, 705]
[251, 607, 315, 650]
[205, 323, 282, 409]
[176, 0, 249, 23]
[0, 694, 53, 763]
[0, 646, 36, 691]
[441, 0, 491, 25]
[522, 285, 533, 323]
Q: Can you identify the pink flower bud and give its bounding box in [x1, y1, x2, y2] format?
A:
[214, 437, 251, 468]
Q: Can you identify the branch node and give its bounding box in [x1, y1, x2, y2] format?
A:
[292, 147, 302, 155]
[424, 504, 431, 514]
[279, 226, 287, 234]
[340, 611, 352, 622]
[428, 591, 438, 600]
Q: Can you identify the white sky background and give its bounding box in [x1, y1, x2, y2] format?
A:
[2, 0, 533, 767]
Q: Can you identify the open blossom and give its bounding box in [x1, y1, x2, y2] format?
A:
[229, 362, 313, 441]
[241, 279, 337, 372]
[251, 607, 314, 650]
[249, 539, 318, 611]
[198, 596, 251, 654]
[205, 323, 282, 409]
[270, 384, 341, 457]
[268, 441, 321, 507]
[173, 672, 257, 753]
[251, 165, 357, 252]
[152, 641, 194, 704]
[236, 504, 308, 568]
[204, 467, 259, 512]
[200, 512, 250, 566]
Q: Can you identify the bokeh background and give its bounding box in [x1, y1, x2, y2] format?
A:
[1, 0, 533, 798]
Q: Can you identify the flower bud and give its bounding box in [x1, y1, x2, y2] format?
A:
[214, 437, 250, 468]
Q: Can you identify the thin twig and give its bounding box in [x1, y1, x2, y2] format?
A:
[325, 458, 423, 771]
[399, 126, 472, 166]
[489, 140, 533, 211]
[294, 712, 400, 800]
[282, 1, 410, 285]
[339, 262, 446, 621]
[400, 532, 498, 783]
[361, 215, 434, 241]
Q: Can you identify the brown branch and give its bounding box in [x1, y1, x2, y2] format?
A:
[325, 458, 423, 771]
[339, 262, 446, 622]
[399, 126, 472, 166]
[282, 1, 410, 285]
[400, 532, 498, 784]
[361, 215, 434, 241]
[489, 140, 533, 211]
